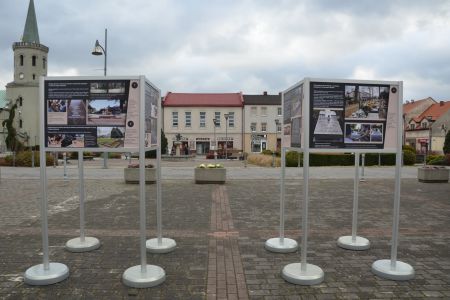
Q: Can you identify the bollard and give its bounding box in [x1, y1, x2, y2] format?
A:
[63, 152, 68, 180]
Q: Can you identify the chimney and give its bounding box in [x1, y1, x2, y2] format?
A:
[263, 91, 267, 96]
[440, 101, 444, 106]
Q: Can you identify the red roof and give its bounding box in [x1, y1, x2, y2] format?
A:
[163, 92, 244, 107]
[403, 97, 435, 114]
[413, 101, 450, 122]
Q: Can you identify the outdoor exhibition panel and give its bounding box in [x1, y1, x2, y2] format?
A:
[24, 76, 174, 288]
[271, 78, 413, 285]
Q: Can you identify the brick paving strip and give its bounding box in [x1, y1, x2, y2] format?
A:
[207, 185, 249, 300]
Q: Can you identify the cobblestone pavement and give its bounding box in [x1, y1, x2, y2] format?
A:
[0, 174, 449, 299]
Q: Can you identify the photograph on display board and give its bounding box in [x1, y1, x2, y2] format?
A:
[283, 85, 303, 125]
[67, 99, 87, 125]
[47, 100, 68, 125]
[48, 133, 85, 148]
[344, 123, 384, 144]
[311, 109, 344, 143]
[291, 117, 302, 147]
[345, 85, 389, 120]
[97, 126, 125, 148]
[90, 81, 126, 94]
[87, 99, 128, 126]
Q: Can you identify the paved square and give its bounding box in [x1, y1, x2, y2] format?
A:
[0, 173, 449, 299]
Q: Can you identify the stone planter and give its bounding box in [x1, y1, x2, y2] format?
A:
[195, 168, 226, 184]
[124, 167, 156, 184]
[418, 167, 449, 183]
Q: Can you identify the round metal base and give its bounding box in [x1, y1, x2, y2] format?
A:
[122, 265, 165, 288]
[65, 237, 101, 252]
[24, 263, 69, 285]
[265, 237, 298, 253]
[146, 238, 176, 254]
[372, 259, 415, 281]
[359, 178, 366, 182]
[337, 235, 370, 251]
[282, 263, 324, 285]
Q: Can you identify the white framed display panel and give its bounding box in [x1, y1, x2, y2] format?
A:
[24, 76, 172, 287]
[272, 78, 413, 285]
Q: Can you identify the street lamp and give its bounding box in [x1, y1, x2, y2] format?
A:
[273, 119, 280, 167]
[224, 113, 229, 160]
[91, 29, 107, 76]
[213, 119, 218, 161]
[426, 116, 434, 165]
[92, 29, 108, 168]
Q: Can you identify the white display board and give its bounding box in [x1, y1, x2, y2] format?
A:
[43, 76, 159, 151]
[282, 78, 401, 152]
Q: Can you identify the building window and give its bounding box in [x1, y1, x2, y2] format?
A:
[172, 111, 178, 127]
[33, 74, 36, 80]
[410, 123, 415, 130]
[250, 107, 257, 117]
[185, 112, 191, 127]
[32, 55, 36, 66]
[261, 122, 267, 132]
[277, 107, 282, 116]
[277, 123, 282, 132]
[19, 119, 23, 128]
[261, 107, 267, 116]
[228, 112, 235, 127]
[200, 112, 206, 127]
[251, 122, 256, 132]
[214, 112, 221, 126]
[422, 122, 427, 129]
[20, 55, 24, 66]
[43, 58, 46, 69]
[19, 97, 23, 106]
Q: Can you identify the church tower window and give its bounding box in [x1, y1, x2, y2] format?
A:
[20, 55, 24, 66]
[32, 55, 36, 66]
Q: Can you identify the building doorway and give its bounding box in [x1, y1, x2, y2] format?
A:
[196, 141, 210, 155]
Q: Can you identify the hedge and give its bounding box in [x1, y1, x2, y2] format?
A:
[284, 151, 415, 167]
[3, 151, 56, 167]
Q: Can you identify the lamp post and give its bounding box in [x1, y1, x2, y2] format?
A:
[91, 29, 107, 76]
[92, 28, 108, 168]
[213, 119, 218, 161]
[224, 114, 229, 160]
[426, 116, 434, 165]
[273, 119, 280, 167]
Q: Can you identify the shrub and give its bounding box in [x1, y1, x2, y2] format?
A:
[4, 151, 55, 167]
[247, 154, 280, 167]
[428, 155, 446, 165]
[426, 154, 442, 164]
[403, 150, 416, 165]
[145, 150, 156, 158]
[443, 130, 450, 154]
[402, 144, 416, 154]
[109, 152, 122, 159]
[285, 151, 301, 167]
[261, 149, 273, 155]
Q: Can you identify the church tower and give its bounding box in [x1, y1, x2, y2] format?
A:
[5, 0, 49, 147]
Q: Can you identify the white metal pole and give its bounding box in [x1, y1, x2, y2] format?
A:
[301, 150, 309, 271]
[40, 140, 50, 270]
[78, 150, 85, 243]
[279, 147, 286, 241]
[361, 153, 365, 181]
[63, 152, 67, 180]
[352, 152, 360, 242]
[139, 93, 147, 275]
[156, 122, 162, 245]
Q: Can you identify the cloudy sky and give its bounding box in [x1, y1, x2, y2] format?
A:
[1, 0, 450, 101]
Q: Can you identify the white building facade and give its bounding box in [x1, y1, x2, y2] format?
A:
[243, 92, 282, 153]
[162, 93, 244, 156]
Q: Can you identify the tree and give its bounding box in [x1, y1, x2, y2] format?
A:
[443, 130, 450, 154]
[161, 129, 168, 154]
